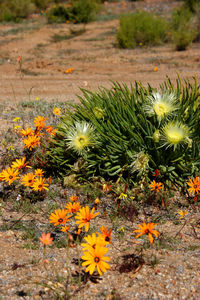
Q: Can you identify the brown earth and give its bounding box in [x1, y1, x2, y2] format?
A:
[0, 1, 200, 299]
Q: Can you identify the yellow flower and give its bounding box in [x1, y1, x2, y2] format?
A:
[2, 168, 19, 185]
[13, 117, 21, 122]
[34, 169, 44, 177]
[21, 173, 35, 187]
[81, 246, 110, 276]
[119, 193, 127, 200]
[35, 97, 39, 101]
[60, 224, 71, 233]
[11, 157, 31, 170]
[49, 208, 71, 226]
[178, 210, 187, 219]
[133, 222, 160, 244]
[94, 198, 100, 204]
[14, 125, 21, 130]
[81, 233, 107, 251]
[31, 177, 49, 191]
[161, 121, 190, 150]
[154, 67, 158, 72]
[75, 206, 99, 232]
[53, 107, 61, 116]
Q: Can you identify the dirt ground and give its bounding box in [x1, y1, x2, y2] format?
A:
[0, 1, 200, 299]
[0, 0, 199, 105]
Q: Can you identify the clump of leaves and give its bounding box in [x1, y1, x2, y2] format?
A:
[48, 76, 200, 187]
[170, 7, 197, 50]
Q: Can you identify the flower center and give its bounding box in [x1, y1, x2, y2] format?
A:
[154, 102, 169, 117]
[58, 218, 63, 223]
[105, 236, 110, 242]
[9, 175, 13, 179]
[144, 229, 150, 234]
[38, 185, 42, 189]
[94, 257, 100, 263]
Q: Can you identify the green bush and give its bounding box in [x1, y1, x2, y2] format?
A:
[0, 0, 35, 22]
[116, 11, 169, 48]
[183, 0, 200, 12]
[48, 77, 200, 187]
[170, 7, 197, 50]
[47, 0, 101, 24]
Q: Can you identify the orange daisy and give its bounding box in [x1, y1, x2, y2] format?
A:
[149, 180, 163, 192]
[65, 202, 81, 214]
[39, 232, 53, 245]
[34, 169, 44, 177]
[70, 195, 78, 202]
[34, 116, 46, 130]
[21, 173, 35, 187]
[20, 128, 34, 137]
[75, 206, 99, 232]
[46, 126, 57, 136]
[31, 177, 49, 191]
[98, 226, 112, 244]
[11, 157, 31, 170]
[49, 208, 71, 226]
[2, 167, 19, 185]
[23, 135, 40, 151]
[186, 177, 200, 195]
[60, 224, 71, 233]
[133, 222, 160, 244]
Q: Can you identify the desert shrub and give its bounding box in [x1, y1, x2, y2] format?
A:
[48, 77, 200, 187]
[0, 0, 35, 22]
[116, 11, 168, 48]
[170, 7, 197, 50]
[47, 0, 101, 24]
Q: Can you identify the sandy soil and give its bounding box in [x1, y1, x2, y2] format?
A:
[0, 0, 199, 105]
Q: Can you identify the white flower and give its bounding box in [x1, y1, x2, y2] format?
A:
[66, 121, 98, 154]
[145, 92, 178, 121]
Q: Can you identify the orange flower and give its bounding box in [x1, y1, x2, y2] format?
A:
[46, 126, 57, 136]
[65, 202, 81, 214]
[21, 173, 35, 187]
[133, 222, 160, 244]
[34, 169, 44, 177]
[20, 128, 34, 137]
[70, 195, 78, 202]
[39, 232, 53, 245]
[149, 180, 163, 192]
[11, 157, 31, 170]
[53, 107, 61, 116]
[2, 168, 19, 185]
[31, 177, 49, 191]
[178, 210, 187, 219]
[49, 208, 71, 226]
[98, 226, 112, 244]
[60, 224, 71, 233]
[94, 198, 100, 205]
[186, 177, 200, 195]
[102, 183, 111, 192]
[65, 68, 74, 74]
[75, 206, 99, 232]
[34, 116, 46, 130]
[81, 233, 107, 251]
[24, 135, 40, 151]
[154, 67, 158, 72]
[0, 169, 6, 181]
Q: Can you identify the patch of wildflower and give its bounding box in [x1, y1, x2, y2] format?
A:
[31, 177, 49, 191]
[186, 177, 200, 196]
[65, 202, 81, 214]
